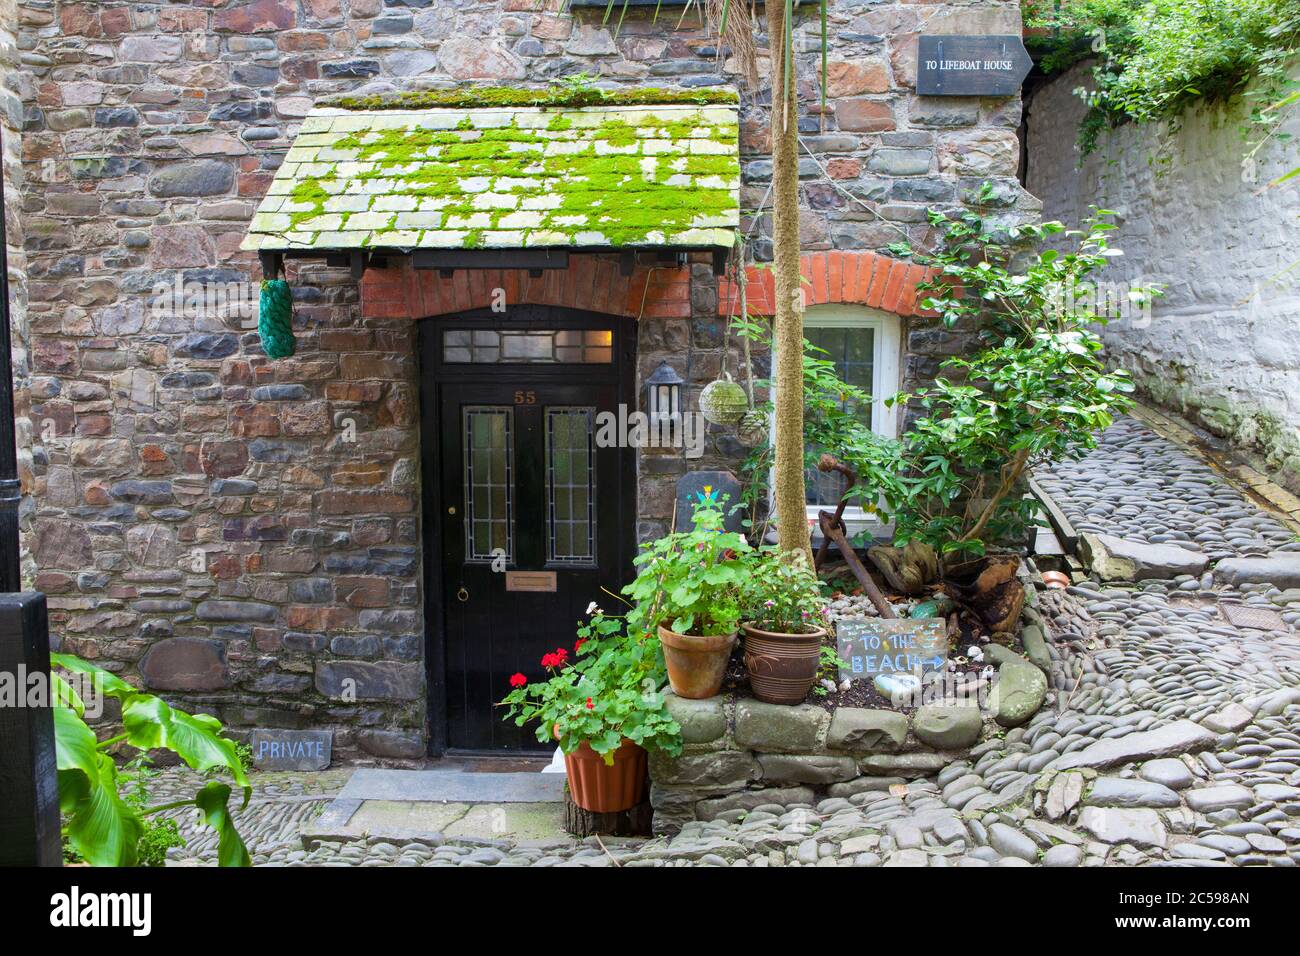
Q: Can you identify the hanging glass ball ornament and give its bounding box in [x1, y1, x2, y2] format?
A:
[698, 373, 749, 426]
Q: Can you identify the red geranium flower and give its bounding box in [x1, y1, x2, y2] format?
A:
[508, 672, 527, 688]
[540, 652, 560, 668]
[585, 697, 594, 710]
[574, 637, 587, 654]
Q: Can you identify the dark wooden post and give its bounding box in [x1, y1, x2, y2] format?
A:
[0, 592, 61, 866]
[0, 126, 61, 865]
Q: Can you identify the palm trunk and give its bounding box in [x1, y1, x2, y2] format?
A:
[767, 1, 811, 564]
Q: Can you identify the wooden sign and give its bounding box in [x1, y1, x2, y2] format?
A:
[916, 35, 1033, 97]
[836, 618, 948, 684]
[505, 570, 557, 592]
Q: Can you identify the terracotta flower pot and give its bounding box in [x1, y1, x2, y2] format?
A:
[741, 623, 826, 705]
[1041, 570, 1069, 590]
[657, 624, 736, 700]
[563, 738, 647, 813]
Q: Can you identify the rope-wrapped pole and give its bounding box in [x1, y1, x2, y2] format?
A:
[258, 274, 295, 360]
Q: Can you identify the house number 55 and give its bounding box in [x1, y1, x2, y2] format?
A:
[514, 390, 536, 405]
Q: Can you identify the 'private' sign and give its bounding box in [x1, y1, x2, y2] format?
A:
[916, 35, 1034, 97]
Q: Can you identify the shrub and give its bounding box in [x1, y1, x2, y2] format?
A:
[737, 193, 1155, 560]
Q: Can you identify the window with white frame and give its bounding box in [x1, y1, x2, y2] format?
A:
[771, 305, 902, 534]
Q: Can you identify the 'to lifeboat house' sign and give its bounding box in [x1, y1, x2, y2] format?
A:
[916, 35, 1034, 97]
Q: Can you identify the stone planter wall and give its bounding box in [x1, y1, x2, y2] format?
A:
[649, 597, 1057, 834]
[650, 694, 992, 835]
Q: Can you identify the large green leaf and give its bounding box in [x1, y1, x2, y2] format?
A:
[50, 652, 136, 699]
[51, 671, 85, 717]
[54, 707, 142, 867]
[195, 782, 252, 868]
[121, 695, 251, 800]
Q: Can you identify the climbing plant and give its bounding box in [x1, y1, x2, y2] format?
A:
[1025, 0, 1300, 154]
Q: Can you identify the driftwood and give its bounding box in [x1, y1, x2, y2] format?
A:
[943, 554, 1025, 637]
[867, 541, 938, 595]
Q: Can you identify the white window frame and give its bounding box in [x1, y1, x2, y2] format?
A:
[769, 304, 903, 539]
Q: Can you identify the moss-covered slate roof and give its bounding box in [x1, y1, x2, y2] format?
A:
[241, 102, 741, 254]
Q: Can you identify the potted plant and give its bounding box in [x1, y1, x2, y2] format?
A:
[499, 609, 681, 813]
[623, 491, 751, 699]
[739, 549, 831, 704]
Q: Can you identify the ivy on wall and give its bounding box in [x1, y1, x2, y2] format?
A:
[1025, 0, 1300, 157]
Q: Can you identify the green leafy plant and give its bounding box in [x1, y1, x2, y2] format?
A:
[623, 492, 752, 637]
[812, 645, 848, 696]
[51, 654, 252, 867]
[741, 548, 830, 633]
[498, 610, 682, 763]
[118, 755, 186, 866]
[136, 817, 185, 868]
[738, 195, 1154, 561]
[873, 201, 1152, 556]
[1025, 0, 1300, 153]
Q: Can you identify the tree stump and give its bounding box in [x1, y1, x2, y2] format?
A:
[563, 793, 653, 838]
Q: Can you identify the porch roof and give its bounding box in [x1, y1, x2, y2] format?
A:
[241, 98, 741, 256]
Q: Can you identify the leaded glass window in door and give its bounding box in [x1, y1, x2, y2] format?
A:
[463, 406, 513, 562]
[545, 407, 596, 564]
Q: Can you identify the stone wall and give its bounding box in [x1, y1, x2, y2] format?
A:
[1, 0, 33, 583]
[651, 693, 988, 835]
[14, 0, 1032, 760]
[1025, 62, 1300, 493]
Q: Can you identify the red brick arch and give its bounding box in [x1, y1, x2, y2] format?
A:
[360, 255, 693, 320]
[718, 251, 937, 318]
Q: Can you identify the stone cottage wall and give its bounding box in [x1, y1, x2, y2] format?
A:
[14, 0, 1033, 761]
[1026, 61, 1300, 494]
[1, 0, 34, 583]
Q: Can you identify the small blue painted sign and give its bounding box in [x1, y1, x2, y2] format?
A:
[836, 618, 949, 684]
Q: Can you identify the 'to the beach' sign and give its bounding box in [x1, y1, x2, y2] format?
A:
[916, 35, 1034, 97]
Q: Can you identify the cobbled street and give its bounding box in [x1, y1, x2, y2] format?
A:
[162, 417, 1300, 868]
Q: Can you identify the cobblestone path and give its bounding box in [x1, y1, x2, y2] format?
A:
[168, 418, 1300, 867]
[1036, 417, 1298, 559]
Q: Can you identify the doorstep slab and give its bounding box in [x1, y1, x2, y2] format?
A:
[338, 769, 567, 803]
[301, 799, 569, 847]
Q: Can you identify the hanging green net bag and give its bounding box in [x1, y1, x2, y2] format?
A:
[258, 278, 295, 359]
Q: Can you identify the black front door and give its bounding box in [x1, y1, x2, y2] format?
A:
[418, 307, 636, 753]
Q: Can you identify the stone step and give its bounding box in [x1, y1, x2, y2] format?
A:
[338, 768, 565, 803]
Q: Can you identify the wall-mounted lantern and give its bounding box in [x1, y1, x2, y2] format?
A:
[645, 361, 684, 433]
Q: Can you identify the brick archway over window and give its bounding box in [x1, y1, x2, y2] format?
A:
[718, 251, 937, 318]
[360, 256, 693, 320]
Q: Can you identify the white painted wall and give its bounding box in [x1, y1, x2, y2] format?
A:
[1025, 61, 1300, 490]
